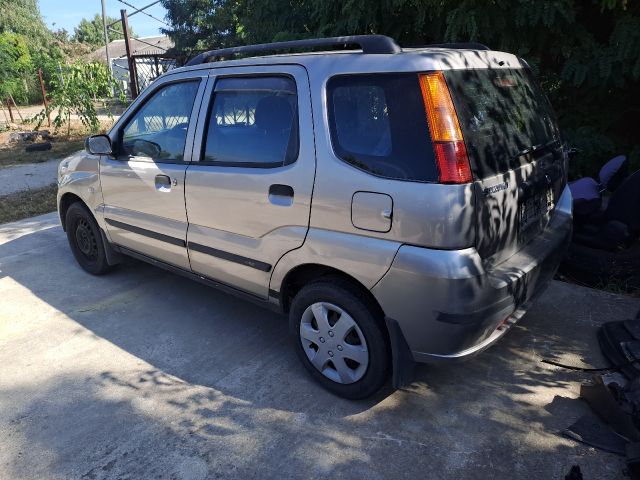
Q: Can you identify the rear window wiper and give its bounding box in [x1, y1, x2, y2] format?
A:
[513, 140, 557, 159]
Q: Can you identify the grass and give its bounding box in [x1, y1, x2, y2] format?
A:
[0, 184, 57, 224]
[0, 139, 85, 167]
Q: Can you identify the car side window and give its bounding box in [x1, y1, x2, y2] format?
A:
[202, 76, 299, 167]
[327, 74, 439, 182]
[121, 80, 200, 162]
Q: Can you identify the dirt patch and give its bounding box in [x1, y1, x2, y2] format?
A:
[0, 184, 57, 224]
[0, 120, 114, 168]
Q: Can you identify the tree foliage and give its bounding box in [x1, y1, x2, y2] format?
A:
[34, 62, 124, 136]
[0, 0, 51, 50]
[0, 32, 32, 100]
[161, 0, 640, 176]
[72, 14, 133, 46]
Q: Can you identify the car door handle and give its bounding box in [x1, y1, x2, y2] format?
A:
[155, 174, 172, 191]
[268, 184, 294, 206]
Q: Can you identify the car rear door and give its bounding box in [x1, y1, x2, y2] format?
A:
[100, 72, 208, 269]
[185, 65, 315, 298]
[444, 66, 566, 265]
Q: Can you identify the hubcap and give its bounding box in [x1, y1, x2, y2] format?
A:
[75, 219, 97, 260]
[299, 302, 369, 384]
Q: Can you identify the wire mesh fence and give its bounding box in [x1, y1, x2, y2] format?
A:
[133, 55, 180, 93]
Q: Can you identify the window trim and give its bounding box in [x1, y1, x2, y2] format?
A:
[198, 73, 300, 169]
[326, 72, 440, 184]
[114, 78, 202, 164]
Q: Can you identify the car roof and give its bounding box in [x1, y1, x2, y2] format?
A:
[168, 47, 524, 77]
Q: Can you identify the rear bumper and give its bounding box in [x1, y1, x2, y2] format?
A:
[371, 185, 573, 363]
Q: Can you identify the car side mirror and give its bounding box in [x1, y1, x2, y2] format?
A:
[85, 134, 113, 156]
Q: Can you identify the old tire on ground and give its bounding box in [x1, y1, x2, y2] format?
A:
[289, 277, 390, 399]
[65, 202, 111, 275]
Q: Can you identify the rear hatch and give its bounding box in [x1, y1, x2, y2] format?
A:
[444, 67, 566, 265]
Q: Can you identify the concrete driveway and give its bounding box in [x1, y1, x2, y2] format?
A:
[1, 213, 638, 480]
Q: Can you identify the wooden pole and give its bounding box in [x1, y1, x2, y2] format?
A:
[121, 9, 139, 99]
[6, 98, 14, 123]
[8, 95, 23, 122]
[38, 68, 51, 127]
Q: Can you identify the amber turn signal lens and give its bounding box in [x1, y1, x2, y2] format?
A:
[419, 72, 472, 184]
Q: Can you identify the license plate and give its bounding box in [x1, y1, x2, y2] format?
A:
[519, 188, 554, 236]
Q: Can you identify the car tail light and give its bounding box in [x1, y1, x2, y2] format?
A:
[419, 72, 473, 184]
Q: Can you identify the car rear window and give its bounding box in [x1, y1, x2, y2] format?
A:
[327, 74, 439, 183]
[444, 68, 560, 179]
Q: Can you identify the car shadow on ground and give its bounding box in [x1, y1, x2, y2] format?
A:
[2, 215, 638, 478]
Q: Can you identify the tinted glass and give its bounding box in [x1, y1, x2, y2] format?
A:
[327, 74, 438, 183]
[202, 76, 299, 167]
[445, 68, 560, 178]
[122, 81, 199, 162]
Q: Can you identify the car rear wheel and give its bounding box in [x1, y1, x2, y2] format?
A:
[289, 278, 389, 399]
[65, 202, 111, 275]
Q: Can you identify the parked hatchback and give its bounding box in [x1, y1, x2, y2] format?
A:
[58, 35, 572, 399]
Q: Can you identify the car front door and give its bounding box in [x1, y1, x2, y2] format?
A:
[100, 73, 207, 270]
[185, 65, 315, 298]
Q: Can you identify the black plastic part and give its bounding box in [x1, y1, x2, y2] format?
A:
[563, 412, 627, 455]
[187, 241, 272, 272]
[599, 320, 640, 379]
[420, 42, 491, 50]
[100, 228, 122, 266]
[385, 317, 416, 389]
[105, 217, 186, 247]
[580, 375, 640, 442]
[185, 35, 401, 66]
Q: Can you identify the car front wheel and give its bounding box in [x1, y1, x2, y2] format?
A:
[289, 278, 389, 399]
[65, 202, 111, 275]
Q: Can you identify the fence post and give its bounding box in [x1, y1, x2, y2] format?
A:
[6, 98, 14, 123]
[8, 96, 23, 122]
[38, 68, 51, 127]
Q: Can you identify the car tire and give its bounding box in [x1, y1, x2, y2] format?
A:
[65, 202, 112, 276]
[289, 277, 390, 399]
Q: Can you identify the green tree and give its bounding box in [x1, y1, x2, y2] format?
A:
[161, 0, 240, 53]
[34, 61, 124, 136]
[161, 0, 640, 176]
[72, 14, 133, 45]
[0, 0, 51, 53]
[0, 32, 33, 103]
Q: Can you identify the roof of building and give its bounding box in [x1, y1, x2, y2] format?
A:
[86, 35, 174, 62]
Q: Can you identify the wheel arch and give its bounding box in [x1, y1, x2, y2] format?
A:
[59, 192, 87, 231]
[279, 263, 385, 318]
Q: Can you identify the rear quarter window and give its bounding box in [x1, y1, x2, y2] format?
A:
[327, 74, 439, 183]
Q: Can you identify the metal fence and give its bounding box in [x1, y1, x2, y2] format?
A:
[133, 54, 181, 92]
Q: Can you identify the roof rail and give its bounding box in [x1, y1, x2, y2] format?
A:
[420, 42, 491, 51]
[185, 35, 401, 66]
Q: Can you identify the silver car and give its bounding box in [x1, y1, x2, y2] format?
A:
[57, 35, 572, 399]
